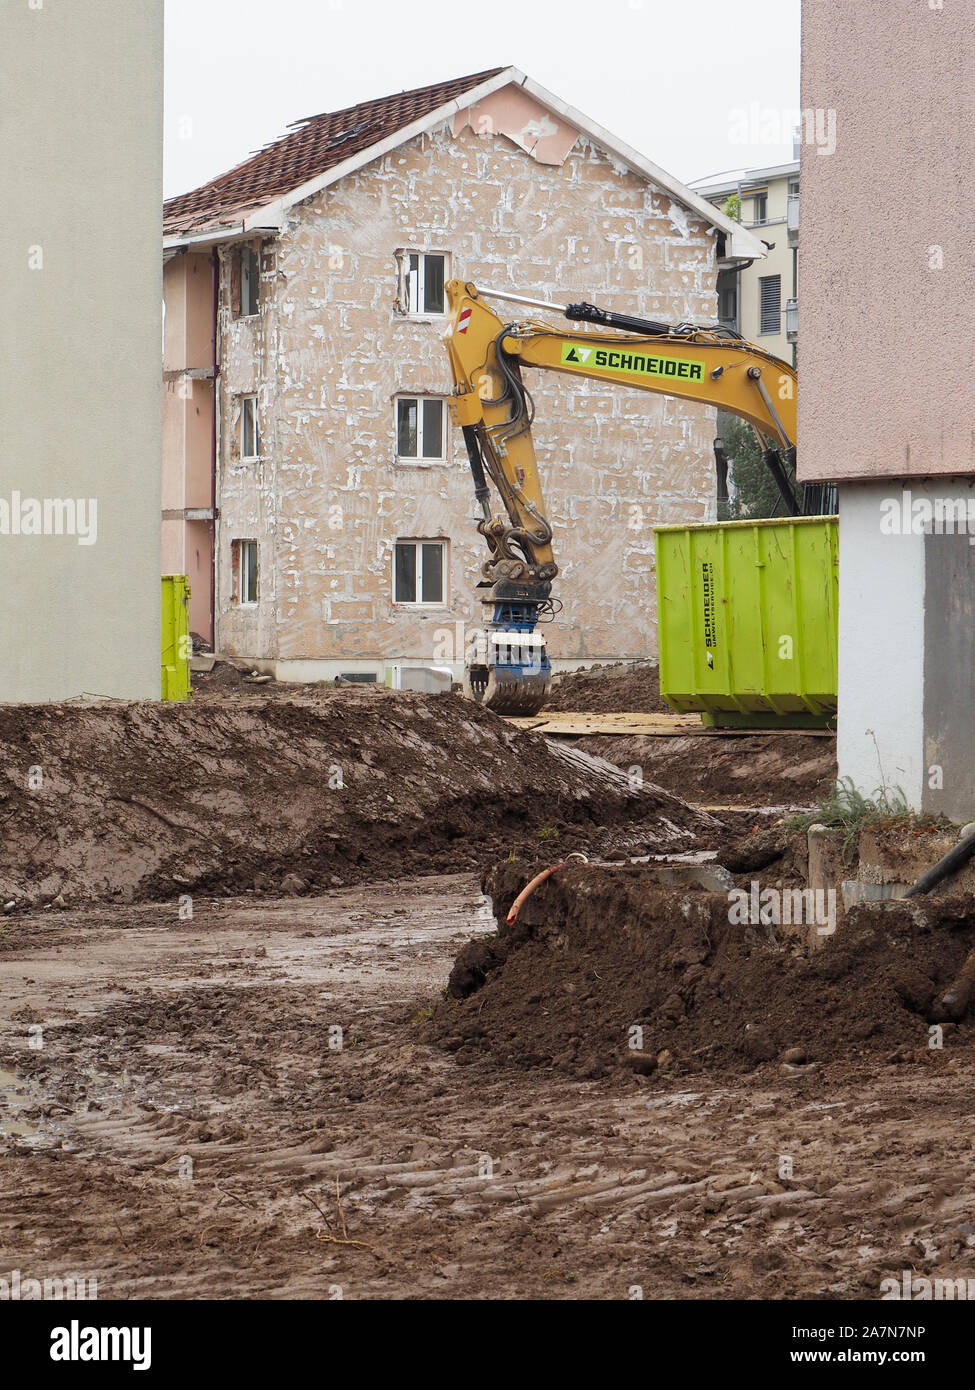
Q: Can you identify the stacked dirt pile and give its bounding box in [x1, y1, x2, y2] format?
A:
[546, 663, 835, 807]
[547, 662, 672, 713]
[0, 692, 713, 909]
[577, 733, 836, 808]
[424, 859, 975, 1075]
[191, 659, 350, 700]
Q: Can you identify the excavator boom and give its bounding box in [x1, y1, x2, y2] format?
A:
[443, 279, 803, 716]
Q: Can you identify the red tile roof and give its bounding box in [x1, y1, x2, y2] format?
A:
[164, 68, 507, 237]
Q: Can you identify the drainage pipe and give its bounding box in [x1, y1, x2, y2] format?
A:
[903, 827, 975, 898]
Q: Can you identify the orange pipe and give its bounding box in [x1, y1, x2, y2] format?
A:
[506, 863, 563, 924]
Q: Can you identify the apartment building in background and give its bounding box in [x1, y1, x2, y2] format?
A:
[690, 158, 799, 366]
[162, 67, 763, 682]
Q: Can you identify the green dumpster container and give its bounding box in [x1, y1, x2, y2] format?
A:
[654, 515, 838, 728]
[161, 574, 191, 702]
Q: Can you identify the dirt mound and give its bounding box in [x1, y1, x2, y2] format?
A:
[547, 662, 671, 713]
[191, 659, 353, 700]
[576, 733, 836, 808]
[424, 860, 975, 1076]
[0, 692, 713, 909]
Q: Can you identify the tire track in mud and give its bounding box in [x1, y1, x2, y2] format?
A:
[1, 876, 974, 1300]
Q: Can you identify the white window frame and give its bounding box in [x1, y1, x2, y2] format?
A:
[393, 538, 447, 608]
[395, 394, 446, 464]
[237, 245, 260, 318]
[240, 394, 261, 460]
[236, 539, 258, 606]
[397, 250, 448, 317]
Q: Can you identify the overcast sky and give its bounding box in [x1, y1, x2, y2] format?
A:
[164, 0, 800, 199]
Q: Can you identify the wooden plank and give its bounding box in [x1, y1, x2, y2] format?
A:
[507, 710, 835, 738]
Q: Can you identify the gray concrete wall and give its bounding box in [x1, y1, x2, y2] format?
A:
[0, 0, 163, 700]
[923, 505, 975, 822]
[799, 0, 975, 484]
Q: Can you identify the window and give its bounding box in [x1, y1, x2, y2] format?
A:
[233, 539, 258, 605]
[759, 274, 781, 335]
[398, 251, 447, 316]
[751, 191, 768, 224]
[717, 282, 737, 328]
[396, 396, 444, 461]
[232, 245, 260, 318]
[393, 540, 446, 606]
[240, 395, 261, 459]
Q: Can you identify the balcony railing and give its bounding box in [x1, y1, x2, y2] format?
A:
[786, 299, 798, 341]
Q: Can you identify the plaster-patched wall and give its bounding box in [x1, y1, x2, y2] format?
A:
[216, 111, 718, 671]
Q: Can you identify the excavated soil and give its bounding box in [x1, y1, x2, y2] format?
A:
[426, 861, 975, 1077]
[193, 661, 836, 810]
[548, 662, 673, 714]
[576, 733, 837, 808]
[0, 691, 712, 911]
[547, 663, 836, 807]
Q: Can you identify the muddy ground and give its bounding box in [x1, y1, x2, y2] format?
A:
[3, 875, 974, 1301]
[3, 683, 961, 1303]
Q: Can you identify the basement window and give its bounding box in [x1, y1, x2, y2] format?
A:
[393, 539, 446, 606]
[396, 395, 444, 462]
[233, 539, 259, 605]
[231, 245, 261, 318]
[240, 395, 261, 460]
[759, 274, 782, 335]
[397, 251, 447, 316]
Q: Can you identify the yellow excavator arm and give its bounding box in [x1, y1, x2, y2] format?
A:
[442, 278, 801, 714]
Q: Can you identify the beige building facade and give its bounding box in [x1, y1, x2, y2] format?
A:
[163, 69, 763, 682]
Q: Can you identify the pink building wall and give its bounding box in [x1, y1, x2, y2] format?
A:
[798, 0, 975, 484]
[162, 252, 216, 640]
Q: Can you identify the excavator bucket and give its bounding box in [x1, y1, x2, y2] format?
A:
[465, 629, 552, 716]
[468, 667, 551, 716]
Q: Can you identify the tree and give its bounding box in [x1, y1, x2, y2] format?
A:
[717, 412, 798, 520]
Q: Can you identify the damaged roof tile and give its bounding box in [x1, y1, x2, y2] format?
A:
[163, 68, 507, 237]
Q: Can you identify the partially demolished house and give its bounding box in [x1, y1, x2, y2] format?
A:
[162, 66, 762, 682]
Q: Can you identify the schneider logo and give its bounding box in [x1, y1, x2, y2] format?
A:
[702, 560, 717, 664]
[560, 342, 705, 382]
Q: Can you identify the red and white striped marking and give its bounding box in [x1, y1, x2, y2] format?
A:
[457, 307, 473, 334]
